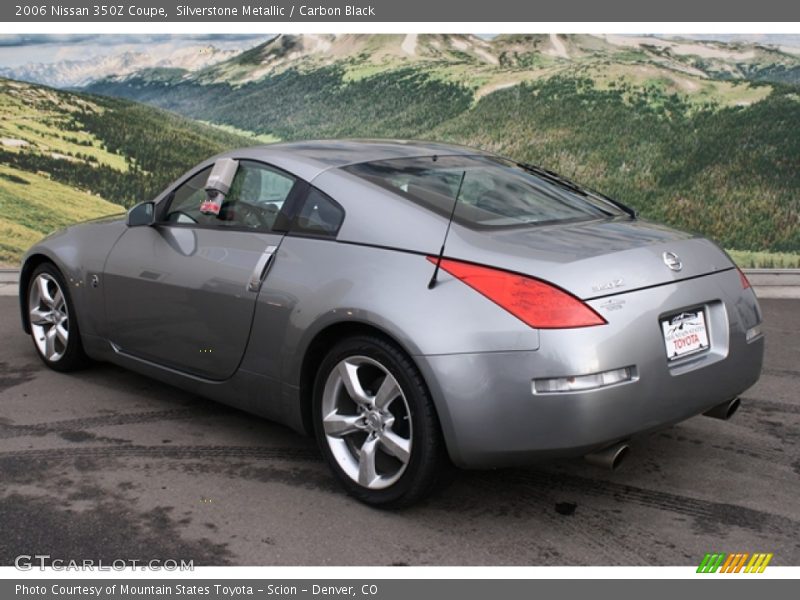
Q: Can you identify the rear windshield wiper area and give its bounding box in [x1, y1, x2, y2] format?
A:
[519, 162, 638, 219]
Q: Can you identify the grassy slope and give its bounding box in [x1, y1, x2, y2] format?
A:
[0, 78, 253, 264]
[0, 165, 121, 265]
[0, 80, 130, 170]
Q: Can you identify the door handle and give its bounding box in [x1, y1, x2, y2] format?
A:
[247, 245, 278, 292]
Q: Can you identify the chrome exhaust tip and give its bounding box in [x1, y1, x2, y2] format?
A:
[703, 397, 741, 421]
[584, 442, 630, 471]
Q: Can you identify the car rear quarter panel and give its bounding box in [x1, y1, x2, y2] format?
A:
[240, 236, 541, 435]
[247, 236, 541, 378]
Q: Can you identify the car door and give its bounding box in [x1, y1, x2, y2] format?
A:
[102, 160, 299, 380]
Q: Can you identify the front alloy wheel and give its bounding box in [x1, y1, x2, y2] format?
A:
[313, 335, 448, 507]
[27, 263, 89, 371]
[29, 273, 69, 362]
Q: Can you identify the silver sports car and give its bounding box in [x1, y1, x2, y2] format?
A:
[19, 140, 764, 507]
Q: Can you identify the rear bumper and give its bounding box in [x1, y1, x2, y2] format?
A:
[417, 269, 765, 468]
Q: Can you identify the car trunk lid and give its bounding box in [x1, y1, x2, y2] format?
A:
[442, 218, 735, 299]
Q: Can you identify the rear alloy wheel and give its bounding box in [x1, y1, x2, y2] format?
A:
[27, 263, 89, 371]
[313, 336, 448, 507]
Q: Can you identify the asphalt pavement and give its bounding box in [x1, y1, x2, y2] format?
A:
[1, 296, 798, 566]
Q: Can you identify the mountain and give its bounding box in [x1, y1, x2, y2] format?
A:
[97, 33, 800, 87]
[83, 34, 800, 254]
[192, 34, 501, 83]
[0, 77, 252, 264]
[0, 44, 243, 88]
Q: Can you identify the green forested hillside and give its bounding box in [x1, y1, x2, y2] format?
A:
[88, 66, 474, 140]
[87, 49, 800, 254]
[434, 78, 800, 253]
[4, 33, 800, 264]
[0, 78, 252, 263]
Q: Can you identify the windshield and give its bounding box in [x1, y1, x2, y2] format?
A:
[344, 155, 627, 228]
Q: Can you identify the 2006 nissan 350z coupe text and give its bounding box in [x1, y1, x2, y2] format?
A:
[19, 140, 764, 507]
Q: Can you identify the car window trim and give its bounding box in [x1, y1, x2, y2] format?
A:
[284, 184, 346, 239]
[155, 165, 213, 222]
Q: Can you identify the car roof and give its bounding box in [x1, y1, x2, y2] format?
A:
[216, 139, 494, 181]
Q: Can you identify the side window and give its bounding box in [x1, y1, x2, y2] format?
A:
[164, 166, 213, 225]
[219, 161, 296, 231]
[290, 187, 345, 237]
[163, 161, 296, 232]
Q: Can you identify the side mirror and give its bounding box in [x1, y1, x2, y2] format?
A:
[127, 201, 155, 227]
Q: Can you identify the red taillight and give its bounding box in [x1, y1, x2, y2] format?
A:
[737, 267, 751, 289]
[428, 257, 607, 329]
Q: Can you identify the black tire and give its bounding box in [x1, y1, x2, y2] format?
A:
[26, 262, 90, 372]
[312, 334, 450, 508]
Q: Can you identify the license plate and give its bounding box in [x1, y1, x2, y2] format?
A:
[661, 309, 709, 360]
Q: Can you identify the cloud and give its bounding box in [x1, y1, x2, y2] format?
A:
[0, 34, 272, 70]
[0, 34, 100, 46]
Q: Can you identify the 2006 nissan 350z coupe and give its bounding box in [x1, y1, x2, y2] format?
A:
[19, 140, 764, 507]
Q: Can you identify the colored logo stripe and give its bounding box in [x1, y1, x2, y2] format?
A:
[745, 553, 773, 573]
[697, 552, 773, 573]
[697, 553, 726, 573]
[719, 553, 736, 573]
[720, 553, 749, 573]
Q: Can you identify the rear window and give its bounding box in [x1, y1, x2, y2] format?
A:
[344, 155, 625, 228]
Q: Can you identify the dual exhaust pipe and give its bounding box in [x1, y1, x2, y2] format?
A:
[583, 397, 741, 470]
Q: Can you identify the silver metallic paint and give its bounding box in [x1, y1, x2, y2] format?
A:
[20, 140, 764, 469]
[103, 225, 284, 380]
